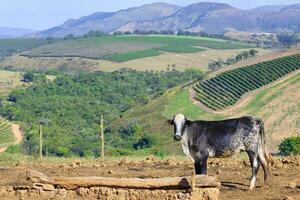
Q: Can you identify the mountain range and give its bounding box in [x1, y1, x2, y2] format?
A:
[9, 2, 300, 38]
[0, 27, 36, 38]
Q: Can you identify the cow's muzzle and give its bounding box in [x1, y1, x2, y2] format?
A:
[174, 135, 182, 141]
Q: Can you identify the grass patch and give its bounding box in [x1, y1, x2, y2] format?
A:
[158, 45, 206, 53]
[103, 49, 161, 62]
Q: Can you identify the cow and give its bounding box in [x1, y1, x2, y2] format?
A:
[166, 114, 271, 190]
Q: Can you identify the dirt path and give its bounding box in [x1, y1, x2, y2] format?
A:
[0, 123, 23, 153]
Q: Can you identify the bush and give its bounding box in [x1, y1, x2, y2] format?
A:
[279, 136, 300, 156]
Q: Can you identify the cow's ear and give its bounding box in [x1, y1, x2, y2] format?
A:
[165, 119, 174, 125]
[185, 119, 192, 125]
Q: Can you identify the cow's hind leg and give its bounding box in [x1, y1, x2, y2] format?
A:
[246, 150, 260, 190]
[258, 146, 270, 185]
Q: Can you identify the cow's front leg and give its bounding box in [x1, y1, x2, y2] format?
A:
[194, 156, 208, 175]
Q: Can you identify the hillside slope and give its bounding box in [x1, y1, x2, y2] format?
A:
[35, 3, 181, 37]
[110, 70, 300, 153]
[120, 2, 300, 34]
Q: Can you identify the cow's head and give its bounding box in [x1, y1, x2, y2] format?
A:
[166, 114, 191, 141]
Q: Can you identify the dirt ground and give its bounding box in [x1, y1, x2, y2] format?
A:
[0, 156, 299, 200]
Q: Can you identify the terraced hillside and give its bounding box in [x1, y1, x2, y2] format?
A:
[110, 71, 300, 153]
[21, 35, 252, 62]
[194, 54, 300, 110]
[0, 119, 14, 149]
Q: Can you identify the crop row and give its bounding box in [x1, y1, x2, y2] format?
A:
[194, 54, 300, 110]
[0, 119, 15, 145]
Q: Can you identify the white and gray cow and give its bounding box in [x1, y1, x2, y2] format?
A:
[166, 114, 271, 190]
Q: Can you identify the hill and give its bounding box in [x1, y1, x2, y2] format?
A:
[0, 35, 262, 72]
[20, 35, 252, 61]
[35, 3, 181, 38]
[249, 5, 287, 13]
[0, 27, 35, 38]
[110, 69, 300, 154]
[127, 2, 300, 34]
[34, 2, 300, 37]
[0, 69, 202, 157]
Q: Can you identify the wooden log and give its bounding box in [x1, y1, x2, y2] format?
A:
[27, 170, 220, 190]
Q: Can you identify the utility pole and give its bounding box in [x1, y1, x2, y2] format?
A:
[39, 124, 43, 161]
[100, 114, 104, 160]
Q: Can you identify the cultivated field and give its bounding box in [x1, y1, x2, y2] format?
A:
[20, 35, 253, 62]
[0, 119, 14, 150]
[194, 54, 300, 110]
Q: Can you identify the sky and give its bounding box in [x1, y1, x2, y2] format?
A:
[1, 0, 300, 30]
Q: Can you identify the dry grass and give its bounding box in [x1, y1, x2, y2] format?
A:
[0, 70, 23, 96]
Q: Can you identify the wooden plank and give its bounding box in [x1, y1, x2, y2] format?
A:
[27, 170, 220, 190]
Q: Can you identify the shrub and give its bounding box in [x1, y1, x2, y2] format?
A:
[279, 136, 300, 156]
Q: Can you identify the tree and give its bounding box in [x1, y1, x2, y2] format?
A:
[46, 37, 54, 44]
[277, 33, 298, 46]
[23, 72, 35, 82]
[208, 59, 223, 71]
[64, 34, 75, 40]
[249, 49, 258, 57]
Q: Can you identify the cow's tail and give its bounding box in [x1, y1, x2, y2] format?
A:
[259, 123, 273, 166]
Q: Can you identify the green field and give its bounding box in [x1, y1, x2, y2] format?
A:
[0, 38, 48, 58]
[0, 119, 14, 149]
[194, 54, 300, 110]
[21, 35, 253, 62]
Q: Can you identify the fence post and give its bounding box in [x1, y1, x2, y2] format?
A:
[39, 124, 43, 161]
[100, 114, 104, 160]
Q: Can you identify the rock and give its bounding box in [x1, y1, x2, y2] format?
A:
[243, 160, 250, 167]
[17, 189, 27, 197]
[118, 158, 130, 166]
[33, 183, 55, 191]
[77, 187, 89, 196]
[284, 196, 294, 200]
[145, 155, 158, 162]
[13, 186, 30, 190]
[93, 164, 101, 168]
[108, 170, 114, 174]
[287, 182, 297, 189]
[165, 158, 178, 166]
[57, 188, 67, 198]
[59, 164, 68, 169]
[216, 169, 222, 175]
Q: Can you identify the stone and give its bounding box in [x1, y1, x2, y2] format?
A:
[284, 196, 295, 200]
[287, 182, 297, 189]
[216, 169, 222, 175]
[33, 183, 55, 191]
